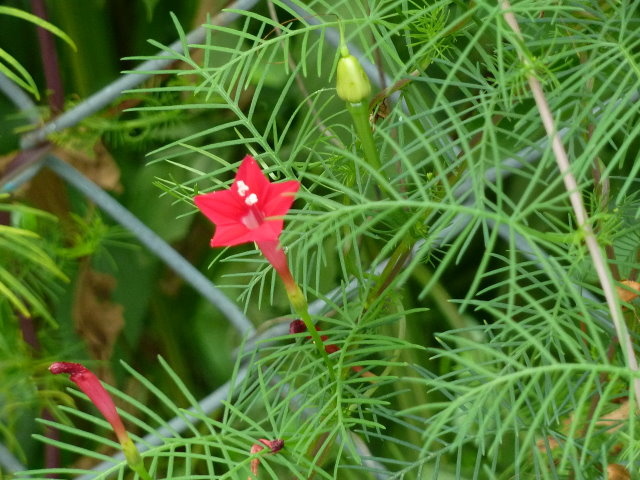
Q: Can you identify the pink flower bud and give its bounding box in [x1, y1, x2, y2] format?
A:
[50, 362, 151, 479]
[49, 362, 128, 444]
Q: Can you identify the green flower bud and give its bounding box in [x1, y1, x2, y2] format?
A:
[336, 52, 371, 103]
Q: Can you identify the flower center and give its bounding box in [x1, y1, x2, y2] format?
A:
[236, 180, 250, 197]
[246, 193, 258, 205]
[235, 180, 264, 229]
[242, 207, 263, 229]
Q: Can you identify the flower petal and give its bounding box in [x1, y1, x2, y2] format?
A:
[210, 223, 252, 247]
[247, 221, 285, 242]
[235, 155, 271, 198]
[262, 180, 300, 217]
[194, 189, 246, 225]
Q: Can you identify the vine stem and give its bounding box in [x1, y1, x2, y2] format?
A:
[500, 1, 640, 408]
[257, 240, 336, 379]
[122, 437, 152, 480]
[286, 282, 337, 381]
[347, 101, 382, 173]
[131, 462, 153, 480]
[366, 241, 411, 308]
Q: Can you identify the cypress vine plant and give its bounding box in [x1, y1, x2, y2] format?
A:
[17, 0, 640, 479]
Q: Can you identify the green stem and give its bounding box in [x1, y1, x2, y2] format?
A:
[366, 241, 412, 308]
[285, 283, 336, 381]
[131, 463, 153, 480]
[346, 101, 381, 173]
[257, 240, 336, 379]
[122, 439, 153, 480]
[411, 265, 468, 333]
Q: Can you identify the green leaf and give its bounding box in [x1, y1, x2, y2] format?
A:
[0, 6, 77, 51]
[0, 46, 39, 98]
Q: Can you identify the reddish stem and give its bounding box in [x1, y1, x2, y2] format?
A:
[31, 0, 64, 113]
[43, 409, 60, 478]
[19, 315, 60, 474]
[257, 240, 296, 292]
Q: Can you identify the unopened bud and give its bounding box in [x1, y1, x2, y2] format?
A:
[336, 51, 371, 103]
[289, 319, 306, 334]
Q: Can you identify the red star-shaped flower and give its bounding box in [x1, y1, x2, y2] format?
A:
[195, 155, 332, 372]
[194, 155, 300, 247]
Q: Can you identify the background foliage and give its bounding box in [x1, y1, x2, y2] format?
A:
[1, 0, 640, 479]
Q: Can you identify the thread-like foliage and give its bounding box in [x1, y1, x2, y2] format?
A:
[17, 0, 640, 479]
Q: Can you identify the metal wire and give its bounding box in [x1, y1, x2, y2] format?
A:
[43, 155, 254, 334]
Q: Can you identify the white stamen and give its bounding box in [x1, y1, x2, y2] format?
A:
[236, 180, 249, 197]
[245, 193, 258, 206]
